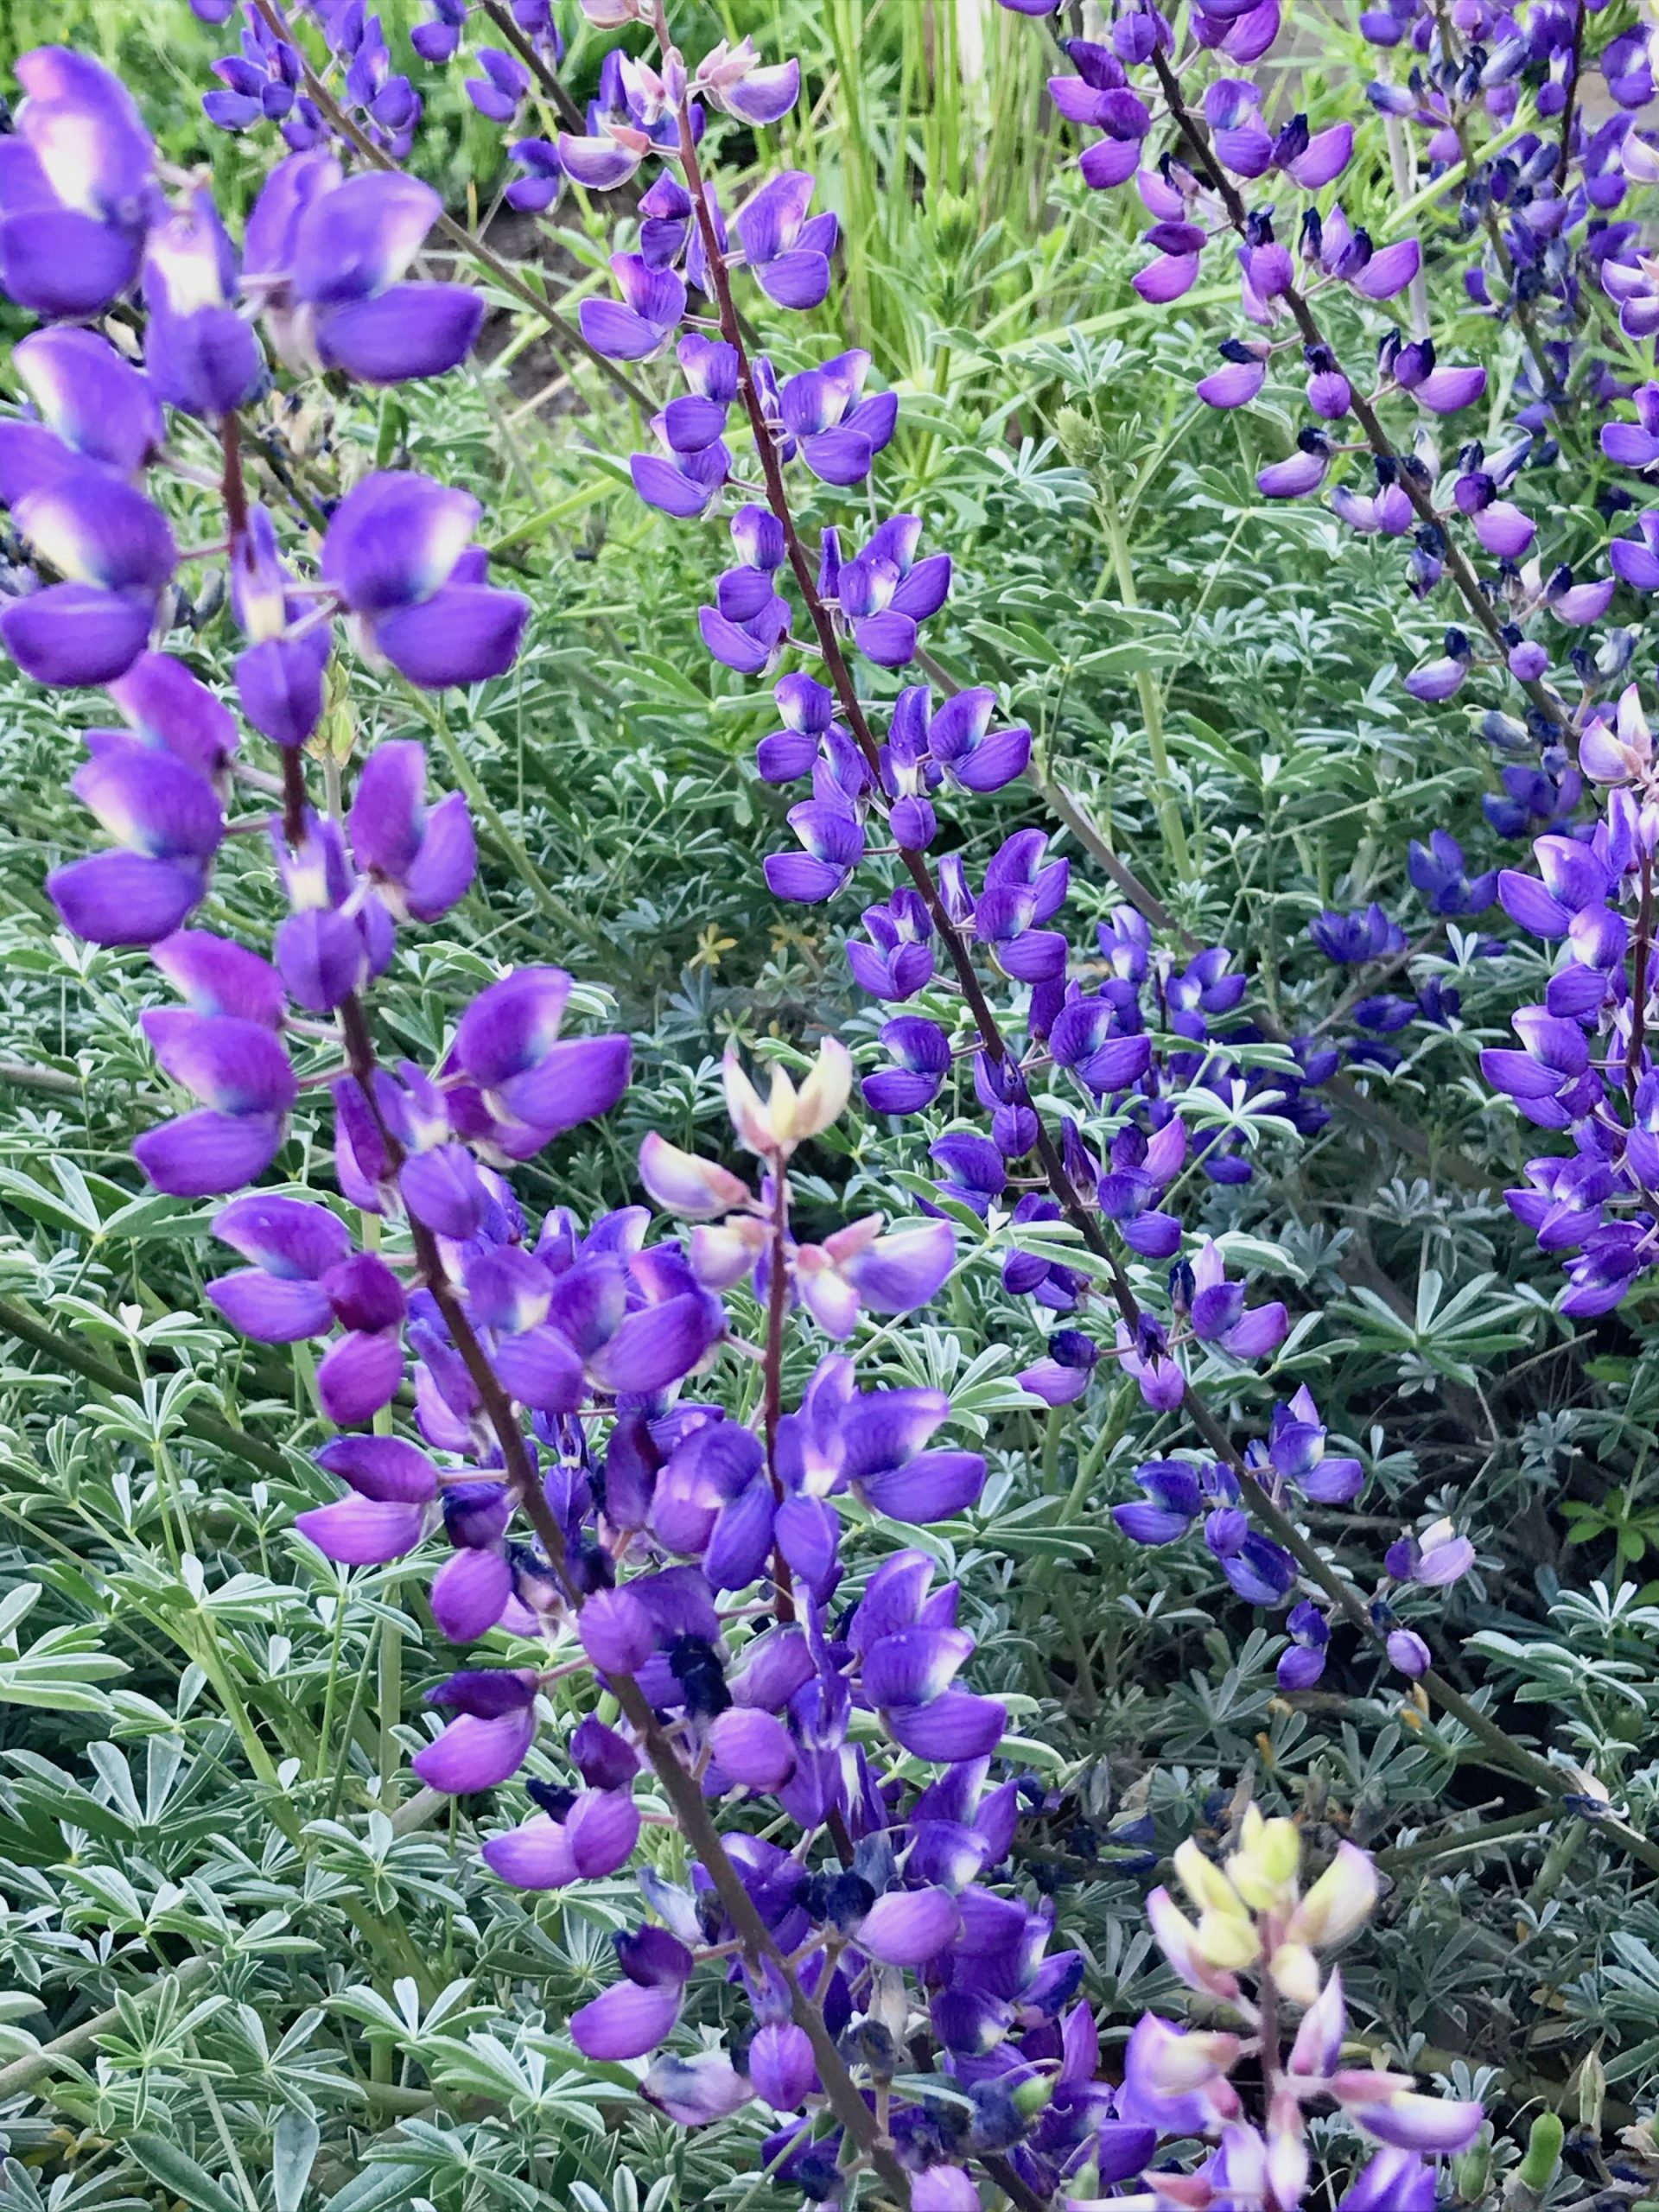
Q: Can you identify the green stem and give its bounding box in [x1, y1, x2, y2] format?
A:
[0, 1294, 295, 1480]
[1094, 469, 1191, 880]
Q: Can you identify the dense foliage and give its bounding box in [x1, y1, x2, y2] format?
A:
[6, 0, 1659, 2208]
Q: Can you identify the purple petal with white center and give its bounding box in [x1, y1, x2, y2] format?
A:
[142, 1011, 295, 1116]
[556, 135, 645, 191]
[1351, 2096, 1484, 2155]
[322, 472, 480, 612]
[292, 172, 440, 303]
[861, 1624, 974, 1707]
[215, 1192, 347, 1278]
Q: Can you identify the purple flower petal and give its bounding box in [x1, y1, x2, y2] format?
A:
[412, 1707, 536, 1793]
[295, 1496, 424, 1566]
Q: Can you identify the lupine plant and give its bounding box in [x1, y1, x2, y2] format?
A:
[10, 0, 1659, 2209]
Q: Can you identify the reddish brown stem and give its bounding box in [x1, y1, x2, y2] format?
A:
[647, 8, 1659, 1880]
[332, 949, 903, 2197]
[760, 1158, 798, 1624]
[1629, 848, 1653, 1101]
[1146, 45, 1567, 734]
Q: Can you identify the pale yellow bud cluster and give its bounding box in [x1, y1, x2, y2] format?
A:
[722, 1039, 852, 1158]
[1149, 1808, 1378, 2007]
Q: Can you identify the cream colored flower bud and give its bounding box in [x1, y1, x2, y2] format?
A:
[792, 1037, 852, 1141]
[1287, 1840, 1378, 1949]
[1268, 1941, 1321, 2008]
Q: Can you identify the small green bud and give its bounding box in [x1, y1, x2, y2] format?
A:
[1516, 2112, 1563, 2192]
[1054, 406, 1102, 466]
[1453, 2133, 1491, 2200]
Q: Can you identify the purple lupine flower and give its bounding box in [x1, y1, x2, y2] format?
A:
[0, 50, 156, 319]
[416, 1669, 538, 1793]
[130, 1006, 296, 1198]
[48, 728, 226, 947]
[779, 350, 897, 485]
[835, 515, 951, 666]
[1407, 830, 1497, 915]
[349, 741, 476, 921]
[229, 504, 331, 750]
[1183, 1238, 1288, 1358]
[143, 190, 264, 419]
[581, 253, 687, 362]
[1309, 903, 1408, 963]
[466, 48, 529, 122]
[505, 137, 563, 213]
[321, 472, 529, 688]
[1, 464, 175, 687]
[1277, 1599, 1330, 1690]
[863, 1016, 951, 1115]
[733, 170, 838, 309]
[297, 1435, 438, 1565]
[694, 37, 800, 126]
[0, 327, 162, 504]
[245, 159, 483, 385]
[1262, 1388, 1363, 1503]
[1385, 1517, 1476, 1588]
[846, 887, 935, 1001]
[793, 1211, 957, 1336]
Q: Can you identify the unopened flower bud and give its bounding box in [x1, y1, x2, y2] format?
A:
[1286, 1840, 1377, 1948]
